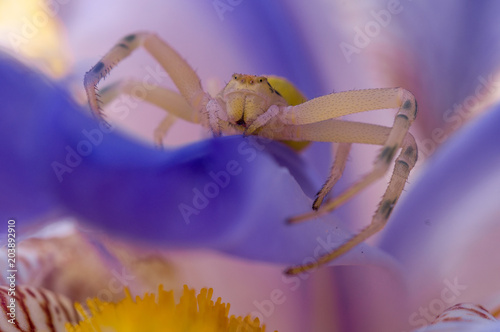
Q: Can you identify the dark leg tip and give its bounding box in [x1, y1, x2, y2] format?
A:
[124, 34, 136, 42]
[92, 61, 105, 74]
[312, 198, 321, 211]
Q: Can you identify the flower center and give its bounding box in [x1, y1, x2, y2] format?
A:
[66, 285, 272, 332]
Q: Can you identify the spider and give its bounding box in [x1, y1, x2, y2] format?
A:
[84, 32, 418, 275]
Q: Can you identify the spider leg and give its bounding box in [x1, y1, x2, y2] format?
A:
[259, 87, 418, 274]
[153, 115, 177, 147]
[281, 88, 417, 223]
[279, 88, 413, 125]
[245, 105, 280, 135]
[285, 133, 417, 275]
[84, 32, 210, 125]
[99, 80, 201, 146]
[312, 142, 352, 210]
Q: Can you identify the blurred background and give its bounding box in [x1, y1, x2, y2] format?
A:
[2, 1, 500, 331]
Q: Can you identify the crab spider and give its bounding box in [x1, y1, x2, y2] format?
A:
[84, 32, 418, 275]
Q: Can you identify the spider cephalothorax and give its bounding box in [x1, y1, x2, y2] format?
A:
[220, 74, 287, 128]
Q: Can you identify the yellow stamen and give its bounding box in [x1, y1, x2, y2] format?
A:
[66, 285, 273, 332]
[492, 305, 500, 319]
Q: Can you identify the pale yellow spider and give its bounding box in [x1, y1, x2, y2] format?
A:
[84, 33, 418, 275]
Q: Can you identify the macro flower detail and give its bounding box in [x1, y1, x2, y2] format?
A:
[430, 303, 497, 324]
[414, 303, 500, 332]
[67, 285, 272, 332]
[0, 285, 78, 332]
[3, 1, 500, 332]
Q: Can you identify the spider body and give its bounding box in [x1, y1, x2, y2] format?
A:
[84, 32, 418, 275]
[220, 74, 287, 128]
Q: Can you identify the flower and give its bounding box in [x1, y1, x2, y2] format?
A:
[3, 1, 500, 332]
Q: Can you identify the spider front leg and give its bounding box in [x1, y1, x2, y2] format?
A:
[98, 80, 198, 146]
[286, 133, 417, 275]
[84, 32, 212, 130]
[266, 88, 417, 274]
[244, 105, 280, 135]
[312, 142, 352, 210]
[288, 89, 417, 224]
[153, 114, 177, 147]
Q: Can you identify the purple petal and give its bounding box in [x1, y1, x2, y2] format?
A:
[379, 102, 500, 327]
[382, 1, 500, 142]
[66, 1, 324, 99]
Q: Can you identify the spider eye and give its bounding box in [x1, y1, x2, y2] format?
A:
[233, 75, 238, 80]
[259, 78, 263, 83]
